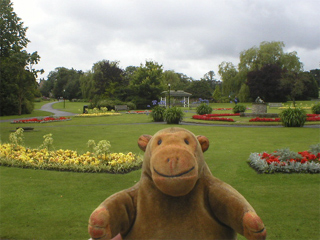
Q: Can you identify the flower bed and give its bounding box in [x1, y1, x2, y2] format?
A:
[248, 145, 320, 173]
[249, 114, 320, 122]
[249, 117, 280, 122]
[212, 108, 233, 111]
[126, 110, 152, 114]
[11, 117, 71, 124]
[0, 144, 142, 173]
[192, 115, 234, 122]
[204, 113, 240, 117]
[75, 112, 120, 117]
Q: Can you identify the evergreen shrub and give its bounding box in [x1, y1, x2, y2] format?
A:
[233, 104, 246, 113]
[196, 103, 212, 115]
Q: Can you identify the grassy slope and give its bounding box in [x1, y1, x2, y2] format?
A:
[0, 101, 319, 239]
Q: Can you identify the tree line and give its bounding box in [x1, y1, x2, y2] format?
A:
[40, 61, 220, 109]
[1, 0, 319, 116]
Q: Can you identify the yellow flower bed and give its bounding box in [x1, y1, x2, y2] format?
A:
[74, 112, 121, 117]
[0, 144, 142, 173]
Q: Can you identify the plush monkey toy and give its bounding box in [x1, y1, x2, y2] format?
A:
[89, 127, 266, 240]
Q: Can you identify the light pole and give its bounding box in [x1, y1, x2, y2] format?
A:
[168, 83, 171, 108]
[63, 89, 66, 108]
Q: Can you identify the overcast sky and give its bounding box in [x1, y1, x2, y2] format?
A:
[12, 0, 320, 80]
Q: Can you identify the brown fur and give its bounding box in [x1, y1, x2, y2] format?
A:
[89, 127, 266, 240]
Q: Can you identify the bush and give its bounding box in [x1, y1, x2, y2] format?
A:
[311, 103, 320, 114]
[280, 108, 307, 127]
[150, 106, 165, 122]
[164, 107, 185, 124]
[89, 99, 136, 110]
[196, 103, 212, 115]
[233, 104, 246, 113]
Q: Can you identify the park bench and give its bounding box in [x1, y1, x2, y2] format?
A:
[115, 105, 129, 111]
[268, 103, 283, 108]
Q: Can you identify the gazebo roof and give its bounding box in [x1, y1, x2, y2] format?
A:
[161, 90, 192, 97]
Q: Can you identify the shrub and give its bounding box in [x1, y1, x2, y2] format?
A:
[150, 106, 165, 122]
[196, 103, 212, 115]
[126, 102, 136, 110]
[164, 107, 185, 124]
[280, 108, 307, 127]
[311, 103, 320, 114]
[233, 104, 246, 113]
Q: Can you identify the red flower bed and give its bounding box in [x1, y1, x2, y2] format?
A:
[249, 117, 280, 122]
[12, 117, 71, 124]
[126, 110, 152, 114]
[212, 108, 233, 110]
[249, 114, 320, 122]
[192, 115, 234, 122]
[260, 151, 320, 165]
[204, 113, 240, 117]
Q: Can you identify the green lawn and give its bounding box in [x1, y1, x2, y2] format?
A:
[0, 101, 319, 239]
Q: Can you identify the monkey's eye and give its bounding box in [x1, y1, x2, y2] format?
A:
[184, 139, 189, 145]
[158, 139, 162, 145]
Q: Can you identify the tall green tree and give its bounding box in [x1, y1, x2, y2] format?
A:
[247, 64, 287, 102]
[0, 0, 42, 115]
[185, 80, 212, 99]
[218, 62, 239, 96]
[129, 61, 164, 108]
[218, 41, 304, 100]
[91, 60, 125, 99]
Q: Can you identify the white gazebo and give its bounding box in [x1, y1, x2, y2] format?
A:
[160, 90, 192, 108]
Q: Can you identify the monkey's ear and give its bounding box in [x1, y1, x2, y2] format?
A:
[197, 135, 209, 152]
[138, 134, 152, 152]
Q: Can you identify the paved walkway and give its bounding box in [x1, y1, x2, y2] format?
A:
[0, 101, 75, 123]
[39, 101, 76, 117]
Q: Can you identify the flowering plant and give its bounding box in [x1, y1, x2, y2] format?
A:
[192, 115, 235, 122]
[249, 114, 320, 122]
[126, 110, 152, 114]
[11, 117, 71, 124]
[75, 112, 120, 117]
[248, 144, 320, 173]
[0, 129, 142, 173]
[249, 117, 280, 122]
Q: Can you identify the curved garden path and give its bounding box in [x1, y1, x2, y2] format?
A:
[39, 101, 76, 116]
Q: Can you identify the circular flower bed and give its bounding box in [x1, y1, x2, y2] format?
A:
[248, 145, 320, 173]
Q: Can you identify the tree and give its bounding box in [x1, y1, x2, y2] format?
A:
[163, 70, 182, 90]
[91, 60, 125, 99]
[80, 71, 95, 100]
[0, 0, 42, 115]
[218, 62, 239, 96]
[218, 41, 304, 100]
[237, 83, 251, 102]
[247, 64, 287, 102]
[185, 80, 212, 99]
[129, 61, 164, 108]
[281, 71, 319, 105]
[239, 41, 303, 73]
[310, 69, 320, 87]
[212, 86, 221, 102]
